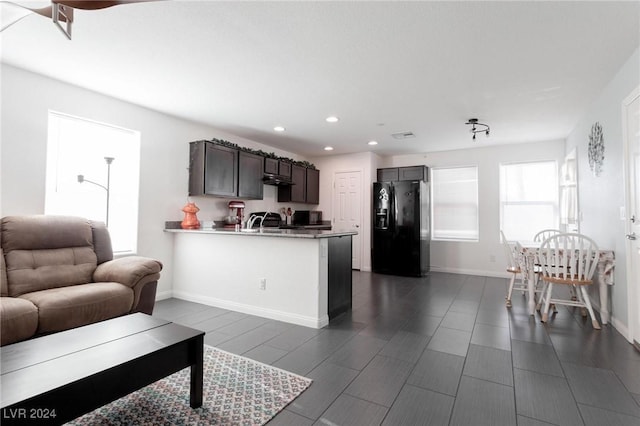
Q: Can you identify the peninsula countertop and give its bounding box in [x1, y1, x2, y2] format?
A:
[164, 227, 357, 239]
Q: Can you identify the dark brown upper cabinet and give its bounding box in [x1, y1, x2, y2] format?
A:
[238, 151, 264, 199]
[189, 141, 264, 199]
[189, 141, 237, 197]
[377, 166, 428, 182]
[277, 165, 320, 204]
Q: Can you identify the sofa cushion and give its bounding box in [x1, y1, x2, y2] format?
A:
[5, 247, 97, 297]
[2, 216, 98, 297]
[20, 282, 134, 334]
[0, 297, 38, 346]
[1, 215, 93, 252]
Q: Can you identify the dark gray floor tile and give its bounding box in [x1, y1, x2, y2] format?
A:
[512, 339, 564, 377]
[463, 344, 513, 386]
[193, 310, 247, 332]
[215, 315, 268, 335]
[633, 393, 640, 405]
[313, 394, 387, 426]
[475, 308, 510, 328]
[288, 361, 359, 420]
[378, 330, 429, 363]
[344, 355, 414, 407]
[612, 356, 640, 394]
[449, 376, 516, 426]
[326, 334, 386, 370]
[449, 299, 480, 314]
[170, 305, 229, 325]
[203, 330, 232, 347]
[427, 326, 471, 357]
[217, 323, 285, 355]
[510, 316, 553, 345]
[440, 310, 476, 332]
[516, 415, 556, 425]
[241, 344, 288, 365]
[407, 349, 464, 396]
[272, 346, 330, 376]
[297, 328, 357, 359]
[400, 312, 442, 336]
[514, 368, 583, 425]
[153, 299, 213, 321]
[471, 322, 511, 351]
[578, 403, 640, 426]
[265, 325, 321, 351]
[382, 384, 454, 426]
[562, 362, 640, 417]
[267, 409, 314, 426]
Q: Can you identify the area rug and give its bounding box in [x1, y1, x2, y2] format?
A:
[66, 345, 312, 426]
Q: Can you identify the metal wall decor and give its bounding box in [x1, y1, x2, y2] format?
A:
[587, 122, 605, 177]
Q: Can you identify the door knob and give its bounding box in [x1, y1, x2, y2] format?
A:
[626, 232, 637, 240]
[355, 224, 360, 228]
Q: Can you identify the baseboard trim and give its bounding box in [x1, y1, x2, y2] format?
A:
[171, 290, 329, 329]
[155, 290, 173, 301]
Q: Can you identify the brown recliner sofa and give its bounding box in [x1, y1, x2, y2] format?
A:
[0, 215, 162, 346]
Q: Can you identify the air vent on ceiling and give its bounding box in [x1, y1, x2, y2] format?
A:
[391, 131, 415, 140]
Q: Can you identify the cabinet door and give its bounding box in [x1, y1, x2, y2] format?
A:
[188, 141, 206, 196]
[278, 164, 307, 202]
[306, 168, 320, 205]
[399, 166, 428, 181]
[204, 143, 238, 197]
[377, 168, 399, 182]
[264, 158, 279, 175]
[279, 161, 292, 178]
[238, 151, 264, 199]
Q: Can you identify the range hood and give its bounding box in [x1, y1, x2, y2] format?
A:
[263, 173, 293, 186]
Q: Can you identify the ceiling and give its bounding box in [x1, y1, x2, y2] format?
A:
[1, 1, 639, 157]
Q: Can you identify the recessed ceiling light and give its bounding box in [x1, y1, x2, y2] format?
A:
[325, 116, 339, 123]
[273, 126, 285, 132]
[368, 140, 378, 146]
[324, 146, 334, 151]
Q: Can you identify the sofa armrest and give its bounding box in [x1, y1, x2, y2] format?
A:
[94, 256, 162, 314]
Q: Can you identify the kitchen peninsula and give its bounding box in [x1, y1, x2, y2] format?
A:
[165, 226, 356, 328]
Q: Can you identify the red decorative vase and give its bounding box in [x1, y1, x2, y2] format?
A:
[181, 202, 201, 229]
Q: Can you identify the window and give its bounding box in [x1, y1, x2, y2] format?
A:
[45, 111, 141, 254]
[500, 161, 558, 241]
[431, 166, 479, 241]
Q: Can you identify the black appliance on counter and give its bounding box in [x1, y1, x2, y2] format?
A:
[372, 177, 430, 277]
[292, 210, 322, 226]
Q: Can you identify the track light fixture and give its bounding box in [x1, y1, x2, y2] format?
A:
[465, 118, 490, 140]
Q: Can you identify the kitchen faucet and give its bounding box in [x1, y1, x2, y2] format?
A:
[245, 214, 261, 230]
[246, 212, 277, 230]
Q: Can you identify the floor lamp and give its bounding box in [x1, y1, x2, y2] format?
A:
[77, 157, 114, 227]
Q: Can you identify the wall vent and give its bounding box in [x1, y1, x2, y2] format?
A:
[391, 131, 415, 140]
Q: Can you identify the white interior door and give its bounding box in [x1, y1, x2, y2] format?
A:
[333, 171, 362, 269]
[623, 86, 640, 347]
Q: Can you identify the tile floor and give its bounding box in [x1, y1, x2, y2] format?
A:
[153, 271, 640, 426]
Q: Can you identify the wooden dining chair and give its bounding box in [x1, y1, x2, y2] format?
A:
[500, 230, 527, 308]
[533, 229, 561, 242]
[537, 233, 601, 329]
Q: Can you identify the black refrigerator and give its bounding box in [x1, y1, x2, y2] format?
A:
[372, 180, 430, 277]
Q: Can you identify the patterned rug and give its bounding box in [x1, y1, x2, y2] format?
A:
[66, 345, 312, 425]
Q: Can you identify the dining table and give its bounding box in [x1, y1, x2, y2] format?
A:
[518, 241, 616, 324]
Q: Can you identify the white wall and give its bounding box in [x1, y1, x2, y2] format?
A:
[565, 47, 640, 331]
[381, 140, 566, 276]
[0, 64, 308, 296]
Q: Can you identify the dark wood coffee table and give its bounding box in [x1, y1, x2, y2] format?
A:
[0, 313, 204, 425]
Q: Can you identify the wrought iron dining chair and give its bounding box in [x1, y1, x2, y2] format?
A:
[537, 233, 601, 329]
[500, 230, 527, 308]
